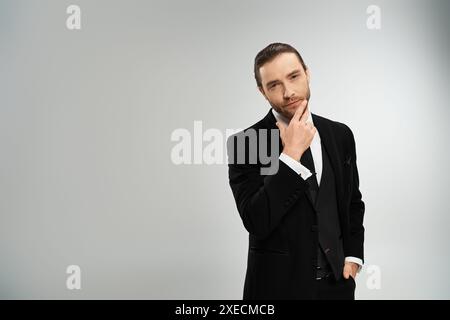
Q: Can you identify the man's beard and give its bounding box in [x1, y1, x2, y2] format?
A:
[271, 87, 311, 120]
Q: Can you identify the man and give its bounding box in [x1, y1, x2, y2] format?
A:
[227, 43, 365, 300]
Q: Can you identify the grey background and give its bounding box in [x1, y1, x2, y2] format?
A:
[1, 0, 449, 299]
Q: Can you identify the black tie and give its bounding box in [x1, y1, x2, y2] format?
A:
[300, 147, 319, 204]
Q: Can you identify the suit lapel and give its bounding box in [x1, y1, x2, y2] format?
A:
[263, 109, 283, 155]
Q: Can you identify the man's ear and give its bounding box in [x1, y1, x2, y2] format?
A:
[305, 67, 311, 83]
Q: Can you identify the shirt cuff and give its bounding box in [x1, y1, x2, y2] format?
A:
[279, 153, 312, 180]
[345, 256, 363, 273]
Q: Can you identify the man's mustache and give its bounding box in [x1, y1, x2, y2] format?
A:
[284, 97, 304, 107]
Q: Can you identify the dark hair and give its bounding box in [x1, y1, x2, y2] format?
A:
[254, 43, 307, 88]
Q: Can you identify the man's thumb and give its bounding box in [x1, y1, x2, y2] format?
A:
[343, 268, 350, 279]
[276, 122, 285, 130]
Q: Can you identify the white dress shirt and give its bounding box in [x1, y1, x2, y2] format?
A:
[272, 107, 363, 271]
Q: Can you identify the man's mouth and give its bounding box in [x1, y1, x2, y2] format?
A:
[285, 99, 302, 107]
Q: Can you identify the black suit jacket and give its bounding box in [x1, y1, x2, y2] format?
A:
[227, 109, 365, 300]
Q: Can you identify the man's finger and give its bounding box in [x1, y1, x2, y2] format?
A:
[299, 101, 309, 124]
[343, 270, 350, 279]
[343, 264, 353, 279]
[292, 101, 306, 122]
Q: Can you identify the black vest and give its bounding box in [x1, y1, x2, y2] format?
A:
[300, 143, 345, 280]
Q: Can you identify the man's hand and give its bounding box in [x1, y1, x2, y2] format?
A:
[275, 100, 316, 161]
[343, 262, 359, 280]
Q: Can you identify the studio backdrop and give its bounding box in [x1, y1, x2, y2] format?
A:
[1, 0, 449, 299]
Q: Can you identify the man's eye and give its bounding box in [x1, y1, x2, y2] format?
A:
[291, 74, 298, 79]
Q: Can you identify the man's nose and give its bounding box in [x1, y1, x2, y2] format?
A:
[283, 85, 295, 100]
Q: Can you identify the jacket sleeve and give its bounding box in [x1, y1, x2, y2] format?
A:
[345, 127, 365, 262]
[227, 134, 310, 240]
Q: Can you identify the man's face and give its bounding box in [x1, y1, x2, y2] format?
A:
[258, 52, 311, 120]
